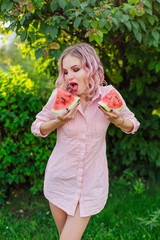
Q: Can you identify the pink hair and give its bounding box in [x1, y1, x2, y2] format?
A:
[55, 43, 105, 99]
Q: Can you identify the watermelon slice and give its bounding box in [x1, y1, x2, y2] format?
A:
[52, 88, 80, 114]
[98, 89, 124, 112]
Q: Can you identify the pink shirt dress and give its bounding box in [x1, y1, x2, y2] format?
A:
[31, 85, 140, 217]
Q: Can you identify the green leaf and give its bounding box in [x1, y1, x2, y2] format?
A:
[58, 0, 67, 9]
[35, 48, 43, 59]
[131, 21, 139, 31]
[80, 2, 88, 10]
[124, 21, 132, 31]
[83, 19, 90, 28]
[148, 61, 157, 70]
[20, 31, 27, 42]
[29, 32, 35, 41]
[89, 35, 95, 42]
[153, 41, 158, 48]
[153, 14, 159, 22]
[99, 18, 107, 28]
[123, 3, 134, 13]
[122, 14, 129, 22]
[53, 49, 61, 60]
[144, 0, 150, 8]
[145, 7, 152, 15]
[40, 22, 46, 33]
[50, 1, 58, 12]
[50, 27, 58, 40]
[73, 17, 82, 29]
[37, 0, 45, 8]
[137, 19, 146, 32]
[105, 21, 112, 31]
[148, 16, 155, 25]
[128, 0, 134, 4]
[20, 16, 26, 25]
[45, 25, 52, 35]
[135, 32, 142, 43]
[70, 0, 80, 7]
[152, 31, 159, 41]
[155, 63, 160, 73]
[91, 21, 98, 29]
[5, 2, 13, 11]
[112, 18, 119, 28]
[114, 10, 123, 21]
[1, 3, 6, 12]
[94, 34, 103, 45]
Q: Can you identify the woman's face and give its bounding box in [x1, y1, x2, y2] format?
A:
[62, 55, 89, 98]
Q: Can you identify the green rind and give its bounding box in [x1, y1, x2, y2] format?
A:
[98, 101, 124, 112]
[51, 97, 80, 114]
[98, 101, 110, 112]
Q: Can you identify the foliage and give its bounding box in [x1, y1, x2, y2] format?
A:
[0, 0, 160, 52]
[0, 65, 56, 203]
[0, 0, 160, 200]
[138, 209, 160, 231]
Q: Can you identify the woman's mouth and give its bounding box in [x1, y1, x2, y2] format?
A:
[69, 82, 78, 92]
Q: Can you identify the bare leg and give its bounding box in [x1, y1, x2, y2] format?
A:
[49, 201, 67, 236]
[60, 203, 90, 240]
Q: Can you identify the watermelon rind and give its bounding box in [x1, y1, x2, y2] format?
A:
[51, 96, 80, 114]
[98, 100, 124, 112]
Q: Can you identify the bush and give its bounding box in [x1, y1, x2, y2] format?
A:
[0, 65, 56, 203]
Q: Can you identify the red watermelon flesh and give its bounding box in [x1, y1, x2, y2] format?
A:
[52, 88, 80, 114]
[98, 89, 124, 112]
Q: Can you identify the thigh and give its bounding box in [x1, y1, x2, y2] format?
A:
[49, 201, 67, 236]
[60, 203, 90, 240]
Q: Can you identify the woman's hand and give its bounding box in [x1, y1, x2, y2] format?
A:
[40, 103, 79, 136]
[57, 103, 79, 123]
[98, 107, 123, 126]
[98, 106, 134, 132]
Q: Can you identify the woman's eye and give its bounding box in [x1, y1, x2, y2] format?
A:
[73, 68, 80, 72]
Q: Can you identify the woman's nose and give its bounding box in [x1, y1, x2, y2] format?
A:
[67, 71, 74, 80]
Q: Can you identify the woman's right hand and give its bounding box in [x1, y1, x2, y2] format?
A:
[57, 103, 79, 123]
[40, 103, 79, 136]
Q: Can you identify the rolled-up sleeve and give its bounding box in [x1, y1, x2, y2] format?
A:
[102, 85, 140, 134]
[120, 104, 140, 134]
[31, 89, 57, 137]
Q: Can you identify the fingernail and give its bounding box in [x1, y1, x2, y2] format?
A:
[77, 102, 80, 105]
[98, 106, 100, 108]
[110, 109, 113, 112]
[66, 108, 68, 110]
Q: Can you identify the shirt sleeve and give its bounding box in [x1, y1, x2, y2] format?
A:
[102, 85, 140, 134]
[31, 88, 57, 137]
[120, 103, 140, 134]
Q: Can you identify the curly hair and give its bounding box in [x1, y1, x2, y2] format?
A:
[55, 43, 105, 99]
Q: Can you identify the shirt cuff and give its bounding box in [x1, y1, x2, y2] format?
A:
[122, 119, 140, 134]
[31, 121, 49, 138]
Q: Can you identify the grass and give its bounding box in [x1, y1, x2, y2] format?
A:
[0, 179, 160, 240]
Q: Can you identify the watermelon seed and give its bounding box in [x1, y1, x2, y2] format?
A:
[61, 97, 66, 101]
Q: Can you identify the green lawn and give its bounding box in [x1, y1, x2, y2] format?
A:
[0, 179, 160, 240]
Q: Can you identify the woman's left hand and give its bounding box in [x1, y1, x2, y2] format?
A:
[98, 106, 123, 126]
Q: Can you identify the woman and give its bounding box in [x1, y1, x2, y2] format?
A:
[31, 43, 140, 240]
